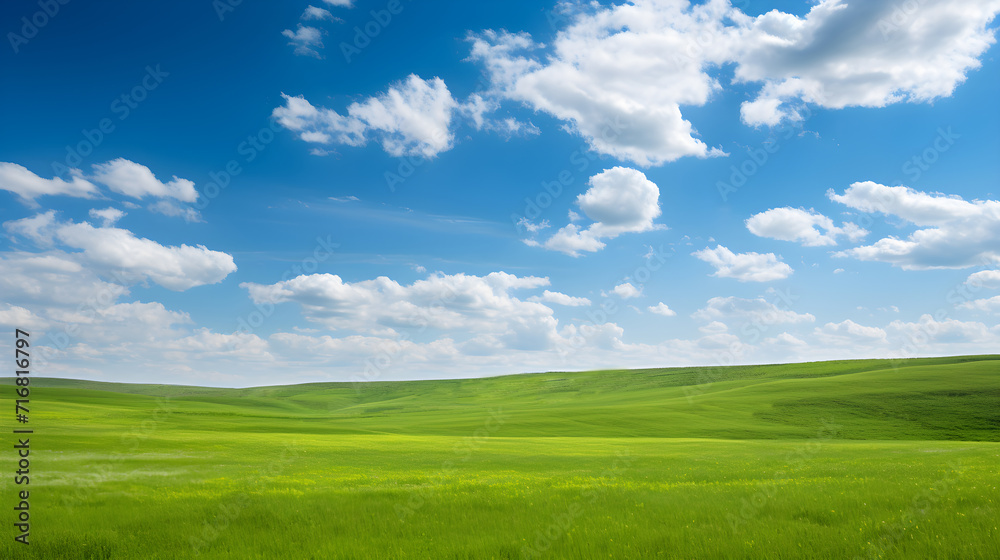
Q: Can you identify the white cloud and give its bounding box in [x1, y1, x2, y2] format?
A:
[528, 290, 591, 307]
[516, 217, 549, 234]
[5, 211, 60, 245]
[764, 332, 807, 347]
[0, 251, 129, 307]
[88, 207, 125, 227]
[4, 213, 236, 291]
[693, 296, 815, 325]
[966, 270, 1000, 289]
[467, 4, 731, 166]
[242, 271, 562, 349]
[693, 245, 793, 282]
[270, 331, 456, 363]
[648, 302, 676, 317]
[746, 207, 867, 246]
[829, 182, 1000, 269]
[887, 314, 996, 344]
[733, 0, 1000, 126]
[699, 321, 728, 334]
[959, 296, 1000, 314]
[282, 25, 325, 58]
[148, 200, 202, 222]
[169, 329, 273, 361]
[612, 282, 642, 299]
[91, 158, 198, 202]
[833, 268, 845, 274]
[274, 75, 458, 158]
[469, 0, 1000, 162]
[0, 163, 98, 204]
[534, 167, 662, 256]
[815, 319, 887, 345]
[535, 224, 604, 256]
[56, 223, 236, 291]
[302, 6, 336, 21]
[323, 0, 353, 7]
[0, 304, 47, 329]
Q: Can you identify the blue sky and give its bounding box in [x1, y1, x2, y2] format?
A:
[1, 0, 999, 386]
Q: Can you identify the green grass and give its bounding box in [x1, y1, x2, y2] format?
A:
[2, 355, 998, 558]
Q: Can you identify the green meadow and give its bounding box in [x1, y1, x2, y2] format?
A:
[2, 355, 998, 559]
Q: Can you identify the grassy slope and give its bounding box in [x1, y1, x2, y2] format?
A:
[1, 355, 998, 559]
[12, 354, 1000, 440]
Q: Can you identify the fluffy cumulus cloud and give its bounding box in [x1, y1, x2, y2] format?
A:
[693, 245, 793, 282]
[527, 290, 591, 307]
[4, 212, 236, 291]
[733, 0, 1000, 126]
[966, 270, 1000, 289]
[0, 249, 275, 382]
[1, 159, 201, 216]
[241, 271, 559, 345]
[764, 332, 807, 347]
[268, 1, 999, 165]
[302, 6, 335, 21]
[648, 302, 676, 317]
[147, 200, 202, 223]
[282, 25, 325, 58]
[273, 75, 459, 158]
[467, 0, 1000, 163]
[693, 295, 815, 325]
[814, 319, 888, 345]
[829, 182, 1000, 269]
[887, 315, 998, 345]
[530, 167, 662, 256]
[467, 4, 732, 166]
[91, 158, 198, 202]
[0, 252, 128, 307]
[959, 296, 1000, 315]
[612, 282, 642, 299]
[0, 304, 47, 329]
[89, 207, 126, 227]
[746, 207, 867, 246]
[0, 163, 99, 204]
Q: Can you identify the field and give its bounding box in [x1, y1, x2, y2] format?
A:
[2, 355, 998, 559]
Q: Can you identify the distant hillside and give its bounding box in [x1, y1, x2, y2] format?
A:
[8, 354, 999, 441]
